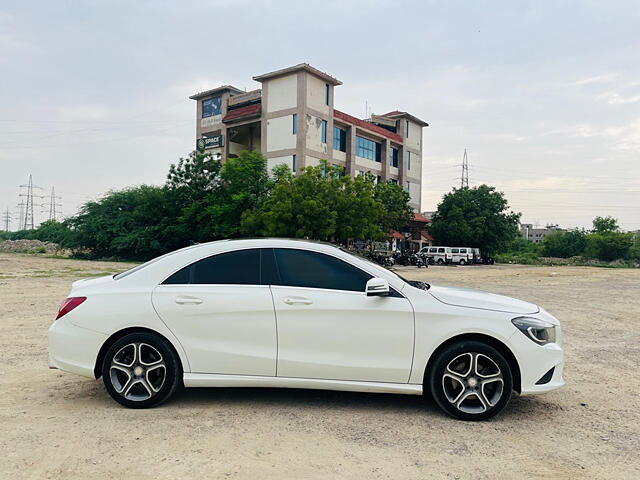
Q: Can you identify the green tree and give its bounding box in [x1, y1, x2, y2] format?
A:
[374, 181, 414, 233]
[242, 162, 402, 242]
[165, 150, 223, 243]
[429, 185, 520, 255]
[64, 185, 183, 260]
[542, 230, 587, 258]
[242, 163, 338, 240]
[210, 151, 272, 238]
[592, 216, 619, 233]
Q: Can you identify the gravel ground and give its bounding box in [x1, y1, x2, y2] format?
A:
[1, 253, 638, 479]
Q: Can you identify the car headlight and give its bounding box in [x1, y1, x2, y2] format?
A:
[511, 316, 556, 345]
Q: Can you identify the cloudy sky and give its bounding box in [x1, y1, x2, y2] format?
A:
[1, 0, 638, 231]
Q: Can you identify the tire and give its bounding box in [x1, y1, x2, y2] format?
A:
[436, 259, 444, 265]
[459, 259, 466, 265]
[428, 340, 513, 421]
[102, 332, 182, 409]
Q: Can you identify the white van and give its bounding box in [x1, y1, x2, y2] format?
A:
[418, 246, 451, 265]
[450, 247, 473, 265]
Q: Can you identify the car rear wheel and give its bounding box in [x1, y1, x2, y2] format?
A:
[459, 259, 467, 265]
[429, 340, 512, 421]
[436, 259, 444, 265]
[102, 332, 181, 409]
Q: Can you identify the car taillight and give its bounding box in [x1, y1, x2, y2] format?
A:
[56, 297, 87, 320]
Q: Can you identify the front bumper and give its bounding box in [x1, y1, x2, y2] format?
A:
[508, 325, 565, 395]
[48, 316, 107, 378]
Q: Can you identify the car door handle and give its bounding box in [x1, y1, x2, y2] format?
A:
[283, 297, 313, 305]
[175, 296, 203, 305]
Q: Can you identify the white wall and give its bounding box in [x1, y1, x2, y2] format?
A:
[307, 75, 330, 114]
[407, 152, 421, 181]
[333, 149, 346, 162]
[267, 155, 296, 174]
[355, 156, 382, 171]
[305, 156, 322, 168]
[408, 181, 421, 207]
[305, 114, 328, 154]
[266, 74, 297, 112]
[406, 120, 422, 151]
[267, 115, 296, 152]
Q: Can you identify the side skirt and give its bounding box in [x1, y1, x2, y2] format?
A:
[183, 373, 423, 395]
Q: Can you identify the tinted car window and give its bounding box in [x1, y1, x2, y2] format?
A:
[273, 248, 371, 292]
[163, 249, 260, 285]
[260, 248, 281, 285]
[452, 248, 459, 253]
[430, 248, 437, 253]
[460, 249, 467, 253]
[438, 248, 445, 253]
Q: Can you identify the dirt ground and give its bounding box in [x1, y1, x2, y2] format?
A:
[1, 253, 639, 479]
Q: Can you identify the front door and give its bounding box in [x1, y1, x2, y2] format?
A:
[152, 248, 277, 376]
[269, 248, 414, 383]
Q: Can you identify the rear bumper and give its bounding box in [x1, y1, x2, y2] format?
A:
[48, 317, 107, 378]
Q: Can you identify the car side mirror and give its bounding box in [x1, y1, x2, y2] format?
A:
[365, 277, 390, 297]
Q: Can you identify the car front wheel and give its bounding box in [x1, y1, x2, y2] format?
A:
[102, 332, 181, 408]
[429, 340, 513, 420]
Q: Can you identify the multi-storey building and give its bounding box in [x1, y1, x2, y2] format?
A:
[520, 223, 564, 243]
[190, 63, 428, 210]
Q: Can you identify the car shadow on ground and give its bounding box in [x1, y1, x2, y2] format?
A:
[172, 386, 439, 414]
[72, 379, 560, 421]
[171, 387, 562, 422]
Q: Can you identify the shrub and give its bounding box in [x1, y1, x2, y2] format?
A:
[542, 230, 587, 258]
[584, 232, 633, 261]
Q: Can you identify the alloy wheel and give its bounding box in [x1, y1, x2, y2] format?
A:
[109, 342, 166, 402]
[442, 352, 504, 415]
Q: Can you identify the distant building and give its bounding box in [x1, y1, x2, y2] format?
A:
[520, 223, 564, 243]
[189, 63, 428, 210]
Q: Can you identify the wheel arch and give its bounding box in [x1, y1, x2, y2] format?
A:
[94, 326, 185, 379]
[423, 332, 521, 394]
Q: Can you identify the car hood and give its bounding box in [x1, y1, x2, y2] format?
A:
[427, 284, 539, 314]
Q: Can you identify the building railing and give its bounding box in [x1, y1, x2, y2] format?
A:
[228, 89, 262, 108]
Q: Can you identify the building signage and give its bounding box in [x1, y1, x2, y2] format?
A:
[202, 96, 222, 118]
[196, 135, 224, 152]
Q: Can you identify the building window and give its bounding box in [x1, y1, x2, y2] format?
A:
[333, 127, 346, 152]
[390, 178, 398, 185]
[292, 154, 296, 173]
[321, 120, 327, 143]
[406, 151, 411, 170]
[356, 136, 381, 162]
[406, 120, 409, 137]
[376, 175, 382, 184]
[390, 147, 398, 168]
[292, 114, 297, 134]
[405, 181, 410, 191]
[324, 83, 330, 105]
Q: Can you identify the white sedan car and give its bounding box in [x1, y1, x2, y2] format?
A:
[49, 239, 564, 420]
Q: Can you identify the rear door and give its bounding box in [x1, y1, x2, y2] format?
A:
[152, 249, 277, 376]
[269, 248, 414, 383]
